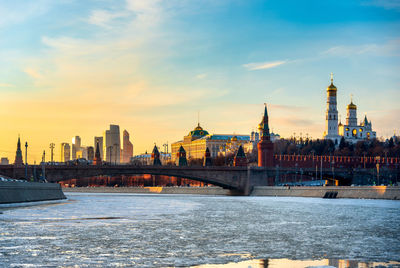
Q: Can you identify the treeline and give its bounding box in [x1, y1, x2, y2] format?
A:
[274, 137, 400, 157]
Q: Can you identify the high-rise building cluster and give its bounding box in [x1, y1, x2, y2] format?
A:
[58, 124, 133, 164]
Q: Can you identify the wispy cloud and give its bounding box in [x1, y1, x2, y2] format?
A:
[322, 39, 400, 57]
[0, 83, 14, 88]
[196, 73, 207, 79]
[24, 68, 43, 79]
[88, 10, 129, 28]
[243, 60, 287, 71]
[363, 0, 400, 11]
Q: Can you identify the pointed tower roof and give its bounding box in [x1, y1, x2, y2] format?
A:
[152, 144, 160, 155]
[14, 136, 23, 166]
[178, 145, 186, 153]
[258, 103, 270, 140]
[364, 115, 369, 125]
[236, 145, 245, 157]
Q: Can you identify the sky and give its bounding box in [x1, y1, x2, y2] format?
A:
[0, 0, 399, 163]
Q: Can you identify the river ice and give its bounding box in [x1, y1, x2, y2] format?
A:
[1, 193, 399, 267]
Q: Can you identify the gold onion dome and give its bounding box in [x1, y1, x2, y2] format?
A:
[327, 82, 337, 91]
[327, 73, 337, 91]
[231, 136, 238, 142]
[347, 101, 357, 110]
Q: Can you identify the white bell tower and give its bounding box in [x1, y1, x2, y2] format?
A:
[323, 73, 341, 144]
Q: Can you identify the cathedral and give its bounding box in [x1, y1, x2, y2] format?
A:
[323, 74, 376, 144]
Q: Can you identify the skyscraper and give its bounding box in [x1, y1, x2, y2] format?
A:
[122, 130, 133, 163]
[104, 125, 120, 163]
[72, 136, 81, 160]
[60, 143, 71, 162]
[87, 146, 94, 161]
[94, 136, 104, 159]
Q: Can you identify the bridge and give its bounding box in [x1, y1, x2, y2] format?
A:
[0, 164, 374, 195]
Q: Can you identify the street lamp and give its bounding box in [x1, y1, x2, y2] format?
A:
[25, 142, 28, 180]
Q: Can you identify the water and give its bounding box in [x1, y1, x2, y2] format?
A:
[1, 193, 399, 267]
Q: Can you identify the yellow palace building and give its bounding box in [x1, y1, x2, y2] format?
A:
[171, 124, 251, 162]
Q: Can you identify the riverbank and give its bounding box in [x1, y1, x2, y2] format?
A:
[62, 185, 400, 199]
[0, 181, 66, 204]
[252, 186, 400, 200]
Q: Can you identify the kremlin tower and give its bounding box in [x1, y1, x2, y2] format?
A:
[93, 142, 102, 165]
[14, 137, 23, 167]
[257, 104, 274, 167]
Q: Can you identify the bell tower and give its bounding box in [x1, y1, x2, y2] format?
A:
[323, 73, 341, 144]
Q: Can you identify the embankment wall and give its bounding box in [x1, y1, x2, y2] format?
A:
[0, 181, 66, 204]
[251, 186, 400, 200]
[63, 186, 400, 199]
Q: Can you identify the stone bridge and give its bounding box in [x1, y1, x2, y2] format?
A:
[0, 164, 367, 195]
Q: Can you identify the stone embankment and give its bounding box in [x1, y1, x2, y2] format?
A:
[63, 186, 400, 199]
[0, 181, 66, 204]
[251, 186, 400, 200]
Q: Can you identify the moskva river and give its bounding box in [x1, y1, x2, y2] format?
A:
[1, 193, 399, 267]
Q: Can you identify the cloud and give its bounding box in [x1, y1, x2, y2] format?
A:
[363, 0, 400, 11]
[196, 73, 207, 79]
[88, 10, 129, 28]
[24, 68, 43, 79]
[243, 60, 287, 71]
[0, 83, 14, 88]
[322, 39, 400, 57]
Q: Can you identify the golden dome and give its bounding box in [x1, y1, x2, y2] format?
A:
[327, 82, 337, 91]
[194, 125, 203, 131]
[231, 136, 238, 142]
[347, 101, 357, 110]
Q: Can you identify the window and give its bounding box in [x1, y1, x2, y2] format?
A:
[352, 129, 357, 137]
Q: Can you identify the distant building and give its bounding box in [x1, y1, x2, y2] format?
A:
[132, 152, 171, 165]
[60, 143, 71, 162]
[104, 124, 120, 163]
[1, 157, 9, 165]
[171, 123, 250, 162]
[122, 130, 133, 163]
[87, 146, 94, 161]
[94, 137, 104, 159]
[72, 136, 81, 160]
[338, 100, 376, 143]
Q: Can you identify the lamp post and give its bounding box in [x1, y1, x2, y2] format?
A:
[25, 142, 28, 180]
[50, 143, 55, 164]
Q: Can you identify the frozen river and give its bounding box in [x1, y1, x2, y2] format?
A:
[1, 193, 399, 267]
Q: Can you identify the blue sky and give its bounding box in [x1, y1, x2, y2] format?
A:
[0, 0, 399, 161]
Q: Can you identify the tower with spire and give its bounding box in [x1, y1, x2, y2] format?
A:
[323, 73, 341, 145]
[14, 137, 23, 167]
[257, 104, 274, 167]
[93, 142, 102, 165]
